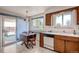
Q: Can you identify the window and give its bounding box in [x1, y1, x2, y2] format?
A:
[63, 13, 72, 27]
[53, 11, 72, 28]
[32, 19, 38, 27]
[55, 15, 62, 27]
[32, 16, 44, 31]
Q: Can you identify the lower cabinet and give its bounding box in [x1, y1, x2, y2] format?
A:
[54, 38, 65, 53]
[40, 33, 44, 47]
[40, 33, 79, 53]
[65, 41, 79, 53]
[54, 35, 79, 53]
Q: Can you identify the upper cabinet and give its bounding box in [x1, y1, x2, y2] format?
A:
[76, 7, 79, 25]
[45, 13, 52, 26]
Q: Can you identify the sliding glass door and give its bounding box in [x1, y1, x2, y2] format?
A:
[2, 16, 16, 46]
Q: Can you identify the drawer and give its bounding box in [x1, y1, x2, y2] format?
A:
[55, 35, 79, 42]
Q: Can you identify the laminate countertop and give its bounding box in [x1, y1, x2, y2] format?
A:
[42, 32, 79, 38]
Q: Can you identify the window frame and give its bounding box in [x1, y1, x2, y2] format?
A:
[31, 16, 44, 31]
[63, 11, 72, 27]
[52, 10, 73, 28]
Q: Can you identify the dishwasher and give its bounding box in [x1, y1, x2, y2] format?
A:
[44, 34, 54, 50]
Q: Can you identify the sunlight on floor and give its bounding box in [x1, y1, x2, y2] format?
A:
[0, 41, 56, 53]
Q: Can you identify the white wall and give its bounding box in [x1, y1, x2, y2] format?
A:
[0, 15, 2, 48]
[16, 18, 29, 40]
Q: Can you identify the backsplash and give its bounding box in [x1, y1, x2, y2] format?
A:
[44, 25, 79, 34]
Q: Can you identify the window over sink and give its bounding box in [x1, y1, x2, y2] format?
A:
[63, 12, 72, 27]
[52, 10, 76, 28]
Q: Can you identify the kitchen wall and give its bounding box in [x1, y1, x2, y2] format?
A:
[30, 6, 79, 34]
[44, 9, 79, 34]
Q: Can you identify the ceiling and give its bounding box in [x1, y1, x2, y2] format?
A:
[0, 6, 52, 17]
[0, 6, 75, 18]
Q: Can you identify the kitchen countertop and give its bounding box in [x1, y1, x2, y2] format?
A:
[42, 32, 79, 38]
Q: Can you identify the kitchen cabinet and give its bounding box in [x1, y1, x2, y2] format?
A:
[40, 33, 79, 53]
[65, 41, 79, 53]
[76, 7, 79, 25]
[65, 37, 79, 53]
[45, 13, 52, 26]
[40, 33, 44, 47]
[54, 35, 65, 52]
[54, 35, 79, 53]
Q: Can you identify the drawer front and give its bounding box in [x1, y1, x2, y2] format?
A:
[55, 35, 79, 42]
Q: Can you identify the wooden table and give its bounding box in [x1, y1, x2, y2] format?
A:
[21, 32, 36, 48]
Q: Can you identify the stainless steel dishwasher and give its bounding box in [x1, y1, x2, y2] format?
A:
[44, 34, 54, 50]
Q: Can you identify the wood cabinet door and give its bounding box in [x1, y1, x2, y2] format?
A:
[54, 39, 65, 53]
[65, 41, 79, 53]
[45, 14, 52, 26]
[76, 7, 79, 24]
[40, 33, 44, 47]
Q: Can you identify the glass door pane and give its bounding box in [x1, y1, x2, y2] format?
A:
[2, 16, 16, 46]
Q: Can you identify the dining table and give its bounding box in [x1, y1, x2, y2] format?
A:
[20, 32, 36, 48]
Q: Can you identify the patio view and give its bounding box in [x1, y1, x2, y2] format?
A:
[3, 16, 16, 46]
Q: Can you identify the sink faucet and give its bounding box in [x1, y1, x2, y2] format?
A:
[73, 30, 76, 34]
[48, 30, 52, 32]
[63, 30, 66, 33]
